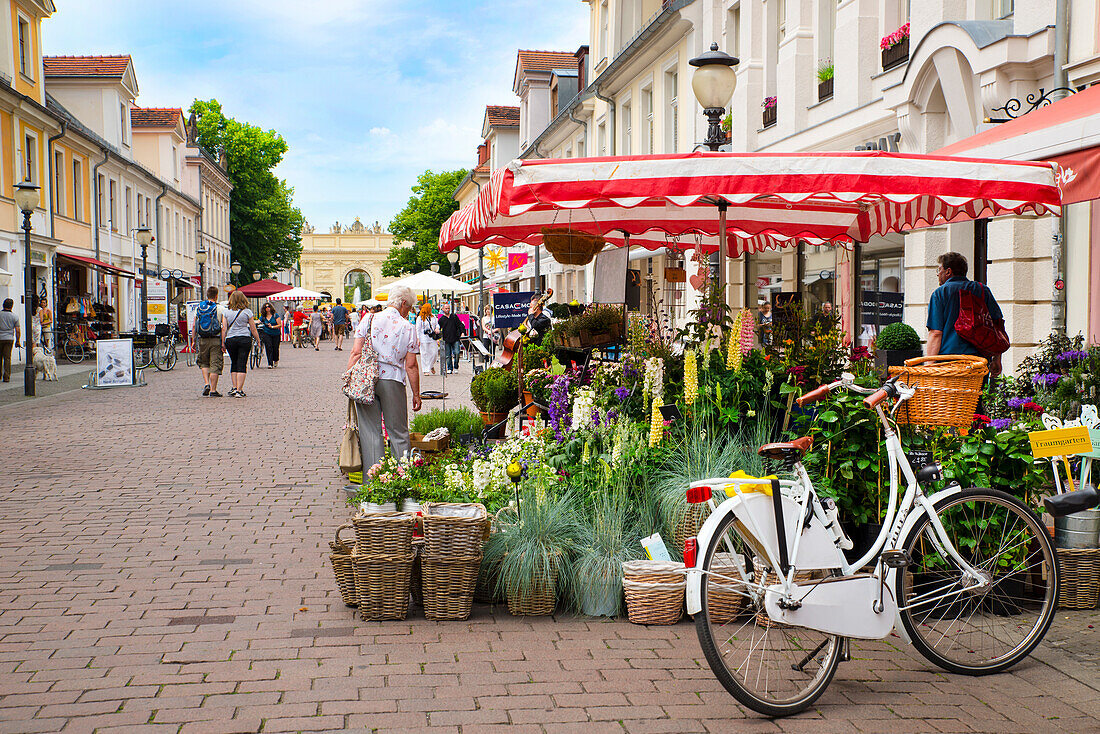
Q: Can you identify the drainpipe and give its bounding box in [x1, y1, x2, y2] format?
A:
[593, 88, 616, 155]
[1051, 0, 1070, 334]
[47, 120, 67, 238]
[92, 147, 109, 260]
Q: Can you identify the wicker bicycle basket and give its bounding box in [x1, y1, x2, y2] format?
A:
[421, 502, 489, 559]
[540, 227, 606, 266]
[1057, 548, 1100, 609]
[888, 355, 989, 428]
[329, 523, 358, 608]
[622, 560, 685, 625]
[351, 512, 417, 556]
[352, 552, 416, 621]
[422, 555, 482, 620]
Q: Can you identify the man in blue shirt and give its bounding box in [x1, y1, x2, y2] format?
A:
[330, 298, 349, 351]
[926, 251, 1004, 376]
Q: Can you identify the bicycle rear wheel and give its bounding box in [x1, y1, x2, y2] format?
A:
[63, 339, 84, 363]
[134, 347, 154, 370]
[695, 510, 842, 717]
[153, 341, 171, 371]
[896, 487, 1057, 676]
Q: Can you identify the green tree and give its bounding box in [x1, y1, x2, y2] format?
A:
[188, 99, 305, 282]
[382, 168, 468, 278]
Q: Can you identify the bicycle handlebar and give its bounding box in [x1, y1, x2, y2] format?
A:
[800, 374, 904, 411]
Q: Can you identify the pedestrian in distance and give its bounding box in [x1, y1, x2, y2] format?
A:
[309, 305, 324, 350]
[37, 296, 52, 350]
[345, 283, 422, 471]
[416, 302, 440, 375]
[349, 305, 361, 333]
[282, 305, 292, 342]
[926, 251, 1007, 377]
[331, 298, 349, 351]
[192, 286, 226, 397]
[257, 302, 282, 369]
[223, 289, 262, 397]
[0, 298, 20, 383]
[292, 304, 306, 348]
[437, 301, 466, 374]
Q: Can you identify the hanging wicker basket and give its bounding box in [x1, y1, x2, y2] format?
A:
[329, 523, 358, 608]
[541, 227, 606, 266]
[888, 355, 988, 428]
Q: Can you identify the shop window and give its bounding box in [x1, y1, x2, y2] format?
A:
[800, 244, 837, 316]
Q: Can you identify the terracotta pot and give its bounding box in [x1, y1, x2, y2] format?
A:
[522, 390, 541, 418]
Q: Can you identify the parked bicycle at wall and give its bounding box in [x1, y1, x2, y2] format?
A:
[685, 371, 1061, 717]
[152, 323, 179, 371]
[59, 323, 96, 363]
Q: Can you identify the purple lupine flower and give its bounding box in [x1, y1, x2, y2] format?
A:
[614, 386, 630, 402]
[1006, 397, 1028, 409]
[990, 418, 1012, 430]
[1032, 373, 1062, 388]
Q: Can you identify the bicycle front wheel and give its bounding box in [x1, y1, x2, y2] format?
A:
[134, 347, 154, 370]
[695, 510, 842, 717]
[63, 339, 84, 363]
[896, 487, 1057, 676]
[152, 341, 173, 371]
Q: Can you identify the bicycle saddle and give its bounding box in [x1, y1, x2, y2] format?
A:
[757, 436, 813, 461]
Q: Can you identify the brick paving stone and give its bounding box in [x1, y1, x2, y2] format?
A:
[0, 346, 1098, 734]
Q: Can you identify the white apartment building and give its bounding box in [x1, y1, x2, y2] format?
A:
[463, 0, 1100, 370]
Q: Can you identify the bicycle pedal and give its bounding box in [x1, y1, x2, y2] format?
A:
[881, 550, 910, 569]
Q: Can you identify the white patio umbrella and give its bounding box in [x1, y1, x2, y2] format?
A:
[355, 298, 384, 308]
[267, 286, 324, 301]
[377, 270, 473, 296]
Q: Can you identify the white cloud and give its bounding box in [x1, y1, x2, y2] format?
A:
[369, 127, 391, 137]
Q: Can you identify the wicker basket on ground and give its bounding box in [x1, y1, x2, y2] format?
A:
[674, 503, 710, 558]
[1057, 548, 1100, 609]
[422, 503, 489, 558]
[505, 567, 559, 616]
[329, 523, 358, 608]
[351, 512, 417, 556]
[754, 569, 822, 629]
[353, 552, 416, 620]
[423, 555, 483, 620]
[410, 538, 424, 607]
[541, 227, 606, 266]
[704, 553, 747, 624]
[887, 355, 988, 428]
[622, 560, 685, 625]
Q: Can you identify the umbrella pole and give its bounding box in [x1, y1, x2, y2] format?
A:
[717, 201, 728, 308]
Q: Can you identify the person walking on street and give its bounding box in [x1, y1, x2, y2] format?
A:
[223, 289, 262, 397]
[416, 303, 440, 375]
[309, 305, 324, 350]
[345, 284, 422, 471]
[0, 298, 20, 383]
[192, 286, 226, 397]
[926, 251, 1006, 377]
[349, 306, 361, 333]
[282, 305, 292, 342]
[437, 301, 465, 374]
[257, 302, 282, 368]
[331, 298, 349, 351]
[292, 305, 306, 348]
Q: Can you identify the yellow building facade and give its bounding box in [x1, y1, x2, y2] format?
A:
[299, 218, 398, 303]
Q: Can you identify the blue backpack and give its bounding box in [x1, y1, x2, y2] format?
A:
[196, 301, 221, 337]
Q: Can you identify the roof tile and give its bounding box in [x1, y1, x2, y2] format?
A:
[517, 50, 576, 73]
[43, 55, 131, 78]
[131, 107, 183, 128]
[485, 105, 520, 128]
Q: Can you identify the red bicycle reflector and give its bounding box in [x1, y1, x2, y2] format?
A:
[686, 485, 712, 503]
[684, 538, 698, 568]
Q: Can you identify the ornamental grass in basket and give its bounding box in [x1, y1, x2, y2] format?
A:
[483, 485, 581, 616]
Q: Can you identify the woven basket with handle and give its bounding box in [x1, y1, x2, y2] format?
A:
[353, 552, 416, 620]
[329, 523, 358, 608]
[422, 502, 489, 558]
[540, 227, 606, 265]
[622, 560, 685, 625]
[705, 553, 747, 624]
[1057, 548, 1100, 609]
[423, 555, 483, 620]
[352, 512, 417, 556]
[888, 355, 988, 428]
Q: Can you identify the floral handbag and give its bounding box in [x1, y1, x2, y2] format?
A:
[342, 315, 378, 404]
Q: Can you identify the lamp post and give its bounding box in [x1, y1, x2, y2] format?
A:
[196, 245, 207, 295]
[429, 261, 439, 273]
[13, 181, 39, 397]
[231, 260, 241, 286]
[689, 43, 739, 304]
[689, 43, 739, 152]
[252, 270, 261, 282]
[134, 226, 154, 331]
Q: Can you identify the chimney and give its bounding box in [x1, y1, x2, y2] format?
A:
[477, 141, 488, 166]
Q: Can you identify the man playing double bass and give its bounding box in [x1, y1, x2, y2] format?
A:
[525, 293, 551, 343]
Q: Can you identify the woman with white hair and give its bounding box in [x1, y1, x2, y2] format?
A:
[345, 284, 422, 470]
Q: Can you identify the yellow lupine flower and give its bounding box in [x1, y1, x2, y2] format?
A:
[684, 349, 698, 404]
[727, 310, 744, 372]
[649, 396, 664, 447]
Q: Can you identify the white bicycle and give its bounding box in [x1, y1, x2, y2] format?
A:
[684, 372, 1060, 717]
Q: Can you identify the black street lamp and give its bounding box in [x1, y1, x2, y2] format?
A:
[252, 269, 261, 282]
[196, 245, 207, 294]
[689, 43, 739, 151]
[134, 226, 154, 330]
[231, 260, 241, 286]
[13, 181, 39, 397]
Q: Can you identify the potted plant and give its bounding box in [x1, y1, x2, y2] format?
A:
[411, 407, 483, 447]
[874, 322, 923, 372]
[572, 489, 641, 616]
[484, 486, 580, 616]
[816, 60, 834, 101]
[471, 366, 519, 429]
[881, 22, 910, 71]
[353, 454, 413, 512]
[554, 304, 623, 348]
[761, 96, 777, 128]
[523, 368, 553, 418]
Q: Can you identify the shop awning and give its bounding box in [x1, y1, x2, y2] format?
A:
[58, 253, 135, 279]
[936, 84, 1100, 204]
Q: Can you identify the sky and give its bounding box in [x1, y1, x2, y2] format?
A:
[42, 0, 589, 231]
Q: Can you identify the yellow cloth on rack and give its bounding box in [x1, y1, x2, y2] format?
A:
[723, 470, 779, 497]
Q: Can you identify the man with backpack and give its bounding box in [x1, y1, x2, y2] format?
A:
[926, 252, 1006, 377]
[192, 286, 227, 397]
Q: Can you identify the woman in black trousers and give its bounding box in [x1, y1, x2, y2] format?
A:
[257, 302, 282, 368]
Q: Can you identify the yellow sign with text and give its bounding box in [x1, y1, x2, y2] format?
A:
[1028, 426, 1092, 458]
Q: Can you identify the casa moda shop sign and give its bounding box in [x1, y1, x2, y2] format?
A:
[491, 291, 535, 329]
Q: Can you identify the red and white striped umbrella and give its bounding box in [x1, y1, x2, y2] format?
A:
[439, 151, 1061, 256]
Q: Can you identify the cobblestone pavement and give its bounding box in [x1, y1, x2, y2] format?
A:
[0, 344, 1098, 734]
